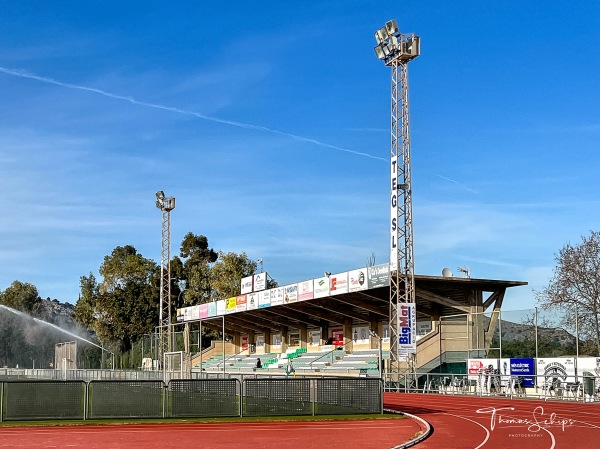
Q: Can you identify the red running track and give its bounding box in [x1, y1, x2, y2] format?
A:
[0, 419, 426, 449]
[384, 392, 600, 449]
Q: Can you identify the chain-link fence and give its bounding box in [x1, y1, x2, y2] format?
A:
[439, 307, 594, 361]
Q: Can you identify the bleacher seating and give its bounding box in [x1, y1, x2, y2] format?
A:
[196, 347, 383, 377]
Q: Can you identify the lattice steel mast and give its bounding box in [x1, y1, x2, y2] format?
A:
[155, 190, 176, 366]
[374, 20, 420, 369]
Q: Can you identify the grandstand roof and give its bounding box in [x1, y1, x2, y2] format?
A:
[198, 275, 527, 336]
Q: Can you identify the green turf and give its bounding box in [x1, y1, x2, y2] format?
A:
[0, 412, 405, 427]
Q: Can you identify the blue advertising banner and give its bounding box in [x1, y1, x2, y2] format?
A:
[506, 358, 535, 387]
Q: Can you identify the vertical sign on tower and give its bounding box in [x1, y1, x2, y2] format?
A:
[398, 302, 416, 360]
[390, 155, 398, 272]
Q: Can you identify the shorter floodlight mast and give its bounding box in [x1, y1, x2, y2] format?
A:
[155, 190, 176, 367]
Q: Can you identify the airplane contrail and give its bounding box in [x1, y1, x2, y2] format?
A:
[0, 66, 386, 161]
[434, 173, 478, 194]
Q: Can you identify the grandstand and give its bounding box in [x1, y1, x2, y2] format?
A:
[176, 267, 527, 377]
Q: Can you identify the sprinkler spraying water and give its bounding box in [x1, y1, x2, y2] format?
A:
[0, 303, 112, 355]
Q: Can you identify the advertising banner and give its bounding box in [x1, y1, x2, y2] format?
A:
[416, 321, 432, 336]
[176, 308, 184, 323]
[284, 284, 298, 303]
[332, 328, 344, 347]
[199, 304, 208, 319]
[216, 299, 225, 316]
[241, 335, 248, 350]
[352, 326, 370, 344]
[537, 357, 576, 384]
[236, 294, 247, 312]
[330, 272, 348, 296]
[298, 280, 314, 301]
[225, 297, 237, 314]
[189, 305, 200, 321]
[208, 301, 217, 317]
[309, 329, 321, 346]
[241, 275, 253, 294]
[313, 276, 330, 298]
[254, 273, 267, 291]
[368, 264, 390, 289]
[468, 359, 500, 381]
[256, 334, 265, 348]
[272, 333, 282, 348]
[577, 356, 600, 376]
[258, 290, 271, 308]
[499, 358, 535, 387]
[390, 155, 398, 272]
[247, 292, 259, 310]
[348, 268, 368, 292]
[271, 287, 284, 306]
[398, 302, 416, 359]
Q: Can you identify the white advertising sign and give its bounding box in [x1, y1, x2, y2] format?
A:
[329, 272, 348, 296]
[216, 299, 225, 316]
[313, 277, 330, 298]
[416, 321, 432, 336]
[578, 357, 600, 376]
[270, 287, 284, 306]
[247, 292, 259, 310]
[241, 275, 253, 294]
[348, 268, 368, 292]
[298, 280, 314, 301]
[398, 302, 416, 359]
[258, 290, 271, 308]
[309, 329, 321, 346]
[189, 305, 200, 321]
[468, 359, 500, 381]
[537, 357, 576, 384]
[390, 155, 398, 272]
[254, 273, 267, 291]
[284, 284, 298, 303]
[352, 326, 370, 344]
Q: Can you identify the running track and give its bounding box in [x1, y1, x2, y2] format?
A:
[0, 419, 425, 449]
[2, 394, 599, 448]
[385, 392, 600, 448]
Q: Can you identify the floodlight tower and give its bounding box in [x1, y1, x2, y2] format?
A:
[155, 190, 176, 366]
[374, 20, 420, 371]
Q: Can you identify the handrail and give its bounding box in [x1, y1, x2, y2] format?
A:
[215, 348, 246, 369]
[309, 339, 354, 370]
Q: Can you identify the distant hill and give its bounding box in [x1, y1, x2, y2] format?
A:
[484, 316, 576, 347]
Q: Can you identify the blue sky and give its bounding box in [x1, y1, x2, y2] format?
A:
[1, 1, 599, 311]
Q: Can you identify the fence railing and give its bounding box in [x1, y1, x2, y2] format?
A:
[383, 372, 600, 403]
[0, 377, 382, 422]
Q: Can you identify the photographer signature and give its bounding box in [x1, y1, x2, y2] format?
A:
[476, 406, 575, 432]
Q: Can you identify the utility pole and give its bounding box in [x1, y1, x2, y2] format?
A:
[155, 190, 175, 368]
[374, 20, 420, 373]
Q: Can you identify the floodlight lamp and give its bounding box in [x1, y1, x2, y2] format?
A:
[376, 27, 389, 43]
[382, 44, 392, 57]
[156, 191, 165, 200]
[374, 31, 383, 45]
[385, 19, 399, 36]
[374, 45, 385, 60]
